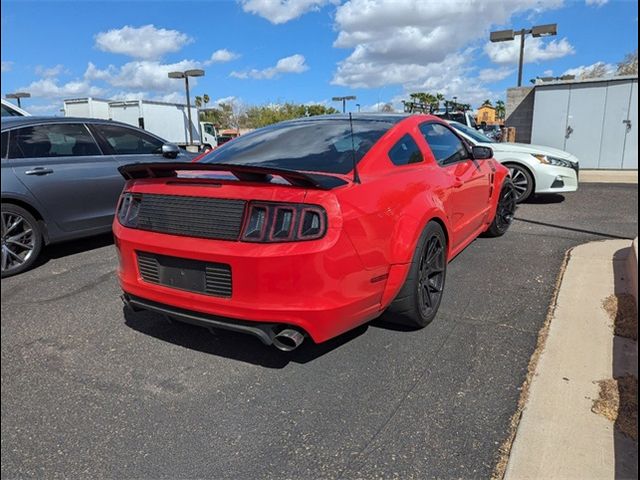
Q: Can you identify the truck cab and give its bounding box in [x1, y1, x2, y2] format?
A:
[200, 122, 218, 150]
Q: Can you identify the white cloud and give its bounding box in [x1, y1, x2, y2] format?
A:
[212, 95, 237, 106]
[240, 0, 336, 24]
[543, 69, 554, 76]
[586, 0, 608, 6]
[562, 61, 616, 77]
[230, 54, 308, 79]
[84, 59, 202, 92]
[205, 49, 240, 64]
[25, 102, 63, 115]
[95, 24, 192, 59]
[484, 37, 575, 64]
[19, 78, 105, 99]
[1, 61, 13, 72]
[35, 64, 67, 78]
[478, 66, 515, 83]
[331, 0, 564, 95]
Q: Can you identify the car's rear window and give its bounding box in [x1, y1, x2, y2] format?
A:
[200, 119, 395, 174]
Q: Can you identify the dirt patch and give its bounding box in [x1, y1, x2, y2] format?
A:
[491, 249, 572, 480]
[602, 293, 637, 340]
[592, 376, 638, 440]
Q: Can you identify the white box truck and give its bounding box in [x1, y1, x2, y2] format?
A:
[63, 98, 219, 150]
[63, 97, 111, 119]
[109, 99, 206, 148]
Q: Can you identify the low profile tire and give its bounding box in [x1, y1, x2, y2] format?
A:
[506, 163, 533, 203]
[485, 180, 517, 238]
[385, 221, 447, 328]
[1, 204, 43, 278]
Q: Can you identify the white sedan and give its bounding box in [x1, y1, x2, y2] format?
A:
[448, 121, 579, 203]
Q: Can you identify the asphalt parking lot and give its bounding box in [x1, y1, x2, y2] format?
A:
[1, 183, 637, 479]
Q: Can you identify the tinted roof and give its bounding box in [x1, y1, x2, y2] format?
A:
[0, 116, 132, 131]
[287, 113, 410, 124]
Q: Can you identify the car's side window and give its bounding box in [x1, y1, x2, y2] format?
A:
[1, 131, 8, 159]
[388, 134, 423, 166]
[93, 124, 163, 155]
[419, 122, 469, 166]
[8, 124, 101, 159]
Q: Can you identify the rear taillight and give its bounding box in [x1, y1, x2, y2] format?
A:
[117, 192, 142, 228]
[241, 202, 326, 243]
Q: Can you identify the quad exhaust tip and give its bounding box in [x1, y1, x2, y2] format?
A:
[272, 329, 305, 352]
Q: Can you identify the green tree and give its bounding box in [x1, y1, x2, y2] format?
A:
[194, 96, 203, 108]
[495, 100, 505, 120]
[482, 99, 493, 107]
[203, 94, 210, 107]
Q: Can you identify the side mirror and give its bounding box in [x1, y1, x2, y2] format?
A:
[472, 146, 493, 160]
[161, 143, 180, 159]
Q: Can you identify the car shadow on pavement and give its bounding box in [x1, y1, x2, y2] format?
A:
[524, 193, 565, 204]
[34, 233, 114, 268]
[123, 307, 368, 368]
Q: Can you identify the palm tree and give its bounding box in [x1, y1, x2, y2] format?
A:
[495, 100, 505, 120]
[203, 94, 210, 108]
[195, 96, 203, 108]
[482, 99, 493, 107]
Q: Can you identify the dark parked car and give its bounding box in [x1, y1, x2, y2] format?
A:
[1, 116, 195, 277]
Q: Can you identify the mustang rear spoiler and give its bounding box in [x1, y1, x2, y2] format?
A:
[118, 162, 349, 190]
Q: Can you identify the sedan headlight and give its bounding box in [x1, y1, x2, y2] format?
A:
[532, 154, 575, 169]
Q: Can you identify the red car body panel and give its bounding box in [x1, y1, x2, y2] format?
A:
[114, 115, 508, 344]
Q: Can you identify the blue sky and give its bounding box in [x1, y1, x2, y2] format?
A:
[1, 0, 637, 115]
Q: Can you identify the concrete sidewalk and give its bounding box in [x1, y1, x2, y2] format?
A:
[580, 170, 638, 184]
[504, 239, 638, 479]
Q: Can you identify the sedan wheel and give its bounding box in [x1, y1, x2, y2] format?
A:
[507, 164, 533, 202]
[1, 205, 42, 277]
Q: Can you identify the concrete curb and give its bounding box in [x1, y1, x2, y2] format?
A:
[504, 239, 638, 479]
[580, 170, 638, 184]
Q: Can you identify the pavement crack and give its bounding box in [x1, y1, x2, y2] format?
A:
[3, 270, 115, 306]
[337, 323, 460, 479]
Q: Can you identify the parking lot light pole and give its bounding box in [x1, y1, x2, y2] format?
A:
[490, 23, 557, 87]
[6, 92, 30, 108]
[168, 69, 205, 145]
[332, 95, 356, 113]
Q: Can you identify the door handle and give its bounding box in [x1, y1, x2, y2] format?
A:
[565, 125, 573, 139]
[25, 167, 54, 176]
[623, 119, 632, 132]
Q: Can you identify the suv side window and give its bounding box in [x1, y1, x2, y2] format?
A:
[419, 122, 469, 165]
[388, 134, 423, 166]
[93, 124, 163, 155]
[8, 123, 101, 159]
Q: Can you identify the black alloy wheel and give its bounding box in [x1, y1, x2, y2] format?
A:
[418, 235, 446, 319]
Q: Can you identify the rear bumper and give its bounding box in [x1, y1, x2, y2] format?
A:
[122, 293, 281, 345]
[114, 222, 388, 343]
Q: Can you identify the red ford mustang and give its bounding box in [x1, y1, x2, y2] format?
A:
[115, 114, 515, 351]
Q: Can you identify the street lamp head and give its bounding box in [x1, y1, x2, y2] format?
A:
[531, 23, 557, 38]
[185, 69, 205, 78]
[332, 95, 357, 101]
[168, 71, 185, 79]
[6, 92, 31, 99]
[490, 29, 515, 42]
